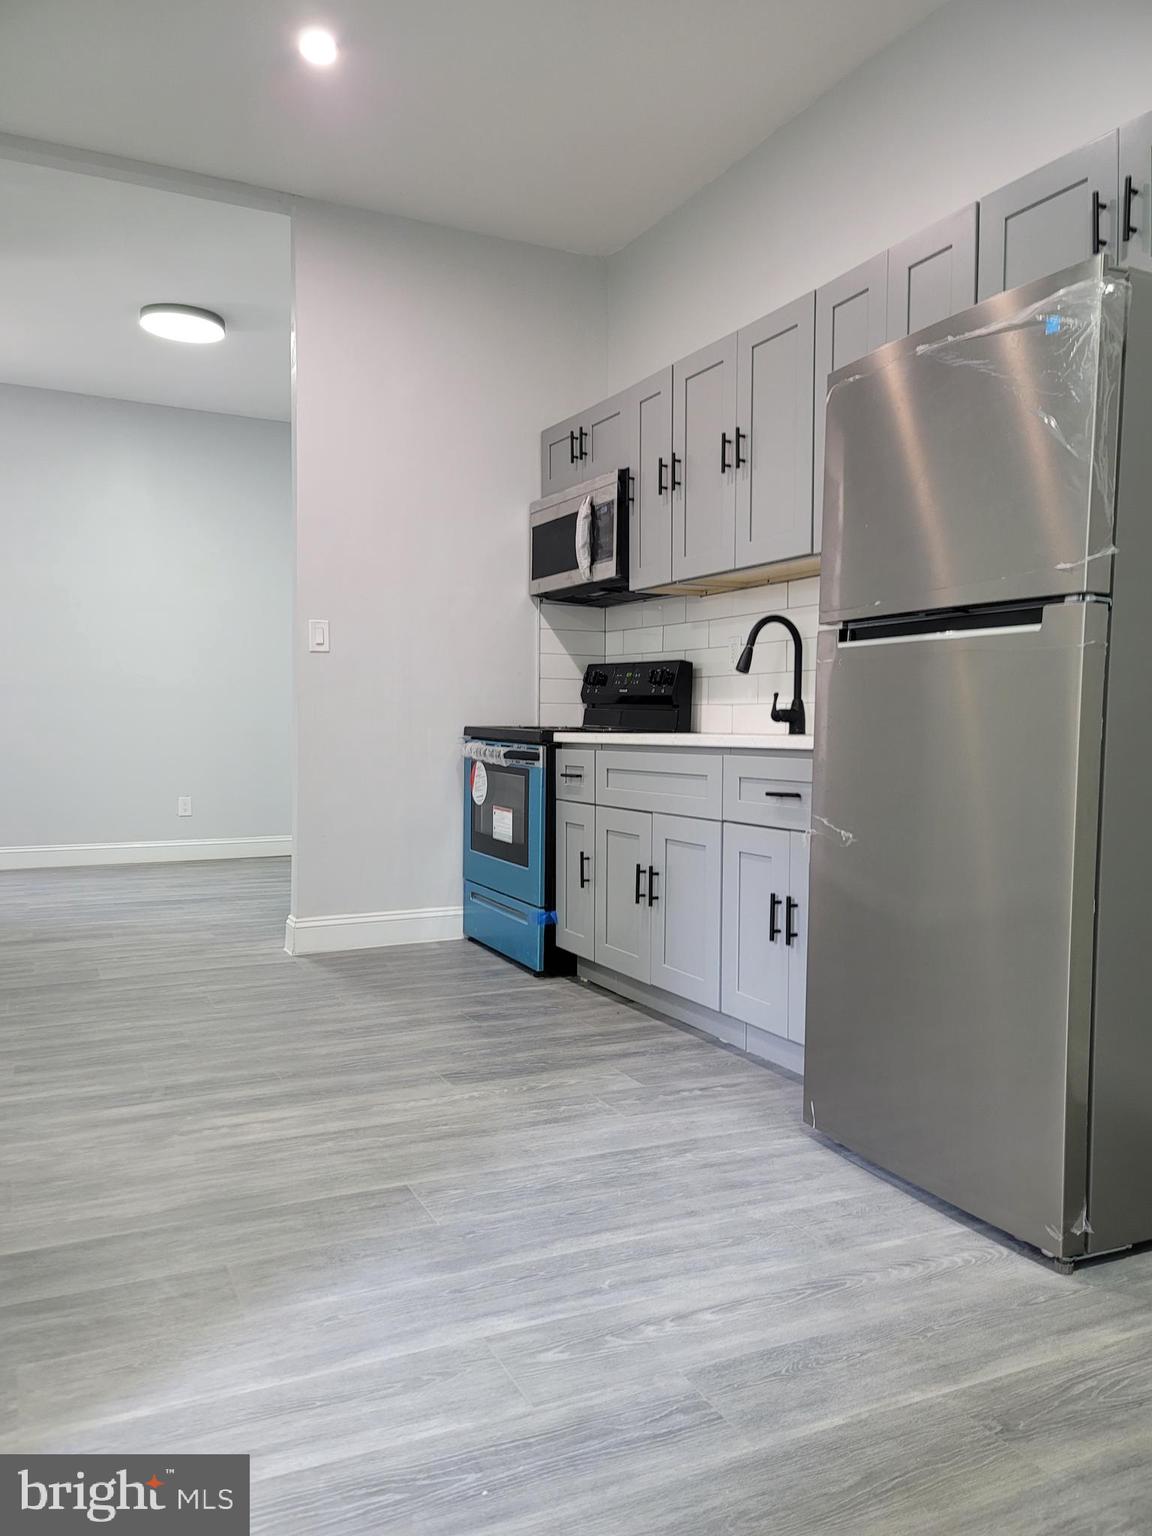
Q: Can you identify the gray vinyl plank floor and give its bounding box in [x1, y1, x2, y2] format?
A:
[2, 860, 1151, 1533]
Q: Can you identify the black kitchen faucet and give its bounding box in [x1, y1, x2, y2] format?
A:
[734, 614, 806, 736]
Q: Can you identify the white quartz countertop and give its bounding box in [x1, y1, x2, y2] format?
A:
[553, 731, 814, 751]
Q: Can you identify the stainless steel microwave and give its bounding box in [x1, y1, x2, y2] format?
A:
[528, 470, 639, 605]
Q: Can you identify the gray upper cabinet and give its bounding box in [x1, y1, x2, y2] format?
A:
[555, 799, 595, 961]
[735, 293, 816, 565]
[886, 205, 978, 342]
[813, 254, 888, 554]
[1120, 111, 1152, 273]
[539, 389, 626, 498]
[648, 814, 721, 1009]
[594, 805, 651, 983]
[671, 333, 737, 581]
[626, 367, 674, 591]
[540, 411, 584, 499]
[977, 133, 1119, 301]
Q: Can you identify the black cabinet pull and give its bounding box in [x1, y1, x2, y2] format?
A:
[720, 432, 732, 474]
[579, 851, 590, 889]
[647, 866, 659, 907]
[735, 426, 747, 468]
[671, 453, 681, 492]
[560, 769, 583, 782]
[786, 897, 799, 947]
[764, 790, 802, 800]
[579, 426, 588, 461]
[1124, 173, 1140, 243]
[634, 863, 647, 904]
[657, 456, 668, 495]
[569, 429, 577, 465]
[769, 893, 782, 942]
[1092, 190, 1107, 255]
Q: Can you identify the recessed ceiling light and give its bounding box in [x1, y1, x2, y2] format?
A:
[139, 304, 226, 344]
[297, 26, 338, 66]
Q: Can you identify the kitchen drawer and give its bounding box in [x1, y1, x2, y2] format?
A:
[596, 749, 723, 820]
[555, 747, 595, 803]
[723, 754, 812, 831]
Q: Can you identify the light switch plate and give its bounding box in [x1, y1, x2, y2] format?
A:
[177, 796, 192, 817]
[308, 619, 330, 653]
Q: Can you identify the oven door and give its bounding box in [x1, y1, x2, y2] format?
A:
[529, 471, 625, 597]
[462, 744, 545, 907]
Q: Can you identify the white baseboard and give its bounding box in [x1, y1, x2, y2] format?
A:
[0, 835, 292, 871]
[285, 905, 463, 955]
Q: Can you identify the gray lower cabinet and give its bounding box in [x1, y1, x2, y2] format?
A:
[627, 367, 674, 590]
[813, 254, 888, 554]
[593, 805, 652, 982]
[555, 799, 595, 961]
[649, 814, 722, 1009]
[887, 205, 978, 341]
[735, 293, 816, 565]
[672, 333, 738, 580]
[720, 823, 809, 1043]
[977, 132, 1119, 301]
[1121, 111, 1152, 273]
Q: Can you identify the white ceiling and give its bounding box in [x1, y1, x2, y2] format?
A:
[0, 160, 290, 418]
[0, 0, 948, 255]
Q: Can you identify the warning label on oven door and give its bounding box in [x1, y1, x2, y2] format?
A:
[492, 806, 514, 843]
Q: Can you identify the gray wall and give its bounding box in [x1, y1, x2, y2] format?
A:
[291, 200, 607, 926]
[607, 0, 1152, 387]
[0, 383, 292, 849]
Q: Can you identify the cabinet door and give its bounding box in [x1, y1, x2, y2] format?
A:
[555, 800, 595, 961]
[649, 814, 721, 1009]
[786, 830, 809, 1044]
[977, 133, 1119, 301]
[672, 333, 737, 580]
[887, 205, 977, 341]
[540, 412, 583, 498]
[627, 368, 673, 590]
[594, 806, 652, 983]
[720, 822, 791, 1037]
[586, 390, 626, 480]
[735, 293, 815, 566]
[1120, 111, 1152, 274]
[813, 255, 888, 554]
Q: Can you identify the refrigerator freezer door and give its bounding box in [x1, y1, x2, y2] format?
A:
[804, 601, 1107, 1258]
[820, 258, 1125, 624]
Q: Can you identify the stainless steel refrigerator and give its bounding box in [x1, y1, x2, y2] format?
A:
[805, 255, 1152, 1265]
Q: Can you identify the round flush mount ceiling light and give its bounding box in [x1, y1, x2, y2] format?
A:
[297, 26, 338, 66]
[138, 304, 226, 344]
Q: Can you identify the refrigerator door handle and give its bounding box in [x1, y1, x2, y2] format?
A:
[839, 603, 1048, 647]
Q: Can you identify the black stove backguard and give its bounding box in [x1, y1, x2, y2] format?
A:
[580, 659, 693, 732]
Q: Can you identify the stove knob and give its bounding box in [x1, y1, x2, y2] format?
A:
[587, 668, 609, 688]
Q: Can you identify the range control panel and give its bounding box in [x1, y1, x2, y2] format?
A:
[580, 658, 693, 731]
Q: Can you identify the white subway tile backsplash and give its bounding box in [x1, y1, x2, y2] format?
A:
[537, 578, 821, 736]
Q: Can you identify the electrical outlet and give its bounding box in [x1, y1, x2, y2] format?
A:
[177, 796, 192, 817]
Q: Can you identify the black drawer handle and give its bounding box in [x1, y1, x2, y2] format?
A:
[634, 863, 647, 905]
[1092, 190, 1107, 255]
[720, 432, 732, 474]
[786, 896, 799, 947]
[770, 892, 782, 942]
[560, 770, 584, 781]
[647, 866, 659, 907]
[671, 453, 681, 492]
[579, 851, 590, 889]
[657, 456, 668, 496]
[1124, 173, 1140, 243]
[763, 790, 803, 800]
[734, 426, 746, 469]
